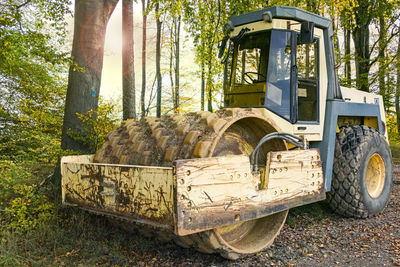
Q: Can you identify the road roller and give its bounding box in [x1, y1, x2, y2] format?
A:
[61, 6, 392, 259]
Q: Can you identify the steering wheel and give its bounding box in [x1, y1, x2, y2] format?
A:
[243, 72, 266, 84]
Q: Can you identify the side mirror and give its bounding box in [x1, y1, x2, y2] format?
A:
[298, 22, 315, 44]
[218, 36, 228, 59]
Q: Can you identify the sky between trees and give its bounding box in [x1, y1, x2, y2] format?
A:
[98, 1, 200, 107]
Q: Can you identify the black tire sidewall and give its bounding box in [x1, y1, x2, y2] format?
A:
[359, 134, 392, 215]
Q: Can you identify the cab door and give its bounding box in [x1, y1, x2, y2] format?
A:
[294, 26, 327, 141]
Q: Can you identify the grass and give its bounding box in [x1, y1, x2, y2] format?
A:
[0, 206, 166, 266]
[0, 162, 167, 266]
[390, 143, 400, 162]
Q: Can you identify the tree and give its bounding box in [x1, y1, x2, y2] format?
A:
[174, 15, 181, 112]
[163, 0, 183, 113]
[375, 0, 400, 111]
[201, 60, 205, 111]
[183, 0, 266, 111]
[352, 1, 374, 91]
[140, 0, 149, 117]
[378, 15, 388, 110]
[0, 0, 71, 162]
[349, 0, 399, 93]
[182, 0, 222, 112]
[168, 20, 175, 111]
[122, 0, 136, 120]
[396, 35, 400, 133]
[62, 0, 119, 152]
[344, 28, 352, 86]
[155, 2, 162, 117]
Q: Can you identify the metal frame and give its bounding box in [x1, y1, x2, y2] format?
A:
[226, 6, 386, 193]
[310, 100, 382, 191]
[229, 6, 331, 29]
[227, 6, 339, 102]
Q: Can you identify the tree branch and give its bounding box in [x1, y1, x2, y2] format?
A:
[369, 26, 400, 66]
[16, 0, 31, 9]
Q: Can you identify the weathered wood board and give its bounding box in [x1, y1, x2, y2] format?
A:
[61, 155, 175, 229]
[61, 149, 325, 236]
[174, 149, 325, 236]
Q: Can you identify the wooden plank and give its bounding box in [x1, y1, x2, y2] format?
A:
[175, 155, 258, 206]
[61, 155, 175, 229]
[174, 149, 324, 236]
[175, 155, 254, 186]
[266, 149, 323, 191]
[60, 154, 93, 164]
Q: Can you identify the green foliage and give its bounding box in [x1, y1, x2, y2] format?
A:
[0, 161, 54, 234]
[390, 144, 400, 160]
[3, 185, 53, 234]
[182, 0, 267, 110]
[0, 0, 71, 241]
[387, 115, 400, 144]
[0, 0, 71, 164]
[70, 99, 121, 152]
[386, 115, 400, 158]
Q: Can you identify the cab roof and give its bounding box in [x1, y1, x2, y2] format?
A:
[229, 6, 331, 29]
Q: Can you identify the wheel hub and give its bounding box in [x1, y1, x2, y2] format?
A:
[365, 153, 385, 198]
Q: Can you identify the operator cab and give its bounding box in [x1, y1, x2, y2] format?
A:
[223, 12, 319, 124]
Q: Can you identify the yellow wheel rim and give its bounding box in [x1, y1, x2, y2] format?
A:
[365, 153, 385, 198]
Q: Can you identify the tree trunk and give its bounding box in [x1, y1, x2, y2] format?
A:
[61, 0, 119, 152]
[201, 61, 205, 111]
[378, 16, 387, 111]
[174, 16, 181, 112]
[140, 0, 147, 117]
[156, 3, 162, 118]
[169, 22, 175, 111]
[352, 1, 371, 92]
[207, 81, 212, 112]
[122, 0, 136, 120]
[396, 35, 400, 133]
[353, 26, 370, 92]
[344, 28, 351, 86]
[207, 45, 213, 112]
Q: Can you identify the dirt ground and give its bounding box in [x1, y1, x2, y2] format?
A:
[107, 164, 400, 267]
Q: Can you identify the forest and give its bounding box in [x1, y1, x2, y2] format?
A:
[0, 0, 400, 265]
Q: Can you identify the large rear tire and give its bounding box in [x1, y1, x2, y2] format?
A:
[95, 108, 289, 259]
[327, 125, 392, 218]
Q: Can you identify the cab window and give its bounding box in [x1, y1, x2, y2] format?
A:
[297, 40, 319, 121]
